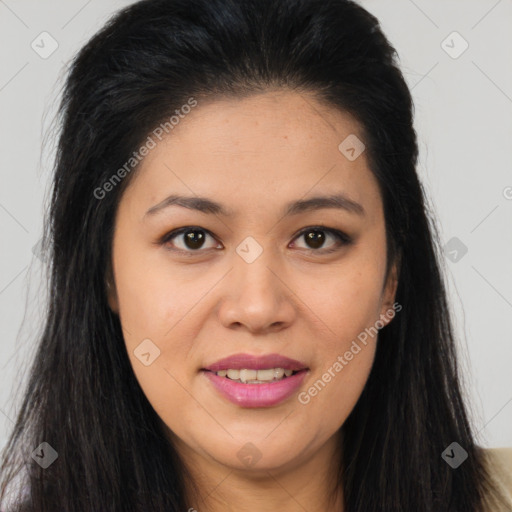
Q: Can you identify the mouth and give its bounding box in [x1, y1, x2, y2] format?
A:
[201, 353, 309, 407]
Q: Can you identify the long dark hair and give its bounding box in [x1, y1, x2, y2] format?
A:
[0, 0, 508, 510]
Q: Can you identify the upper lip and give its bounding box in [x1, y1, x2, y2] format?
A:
[202, 353, 308, 372]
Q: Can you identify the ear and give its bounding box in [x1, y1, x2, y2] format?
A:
[378, 256, 400, 327]
[105, 265, 119, 314]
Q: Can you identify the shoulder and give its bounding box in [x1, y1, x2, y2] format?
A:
[481, 446, 512, 511]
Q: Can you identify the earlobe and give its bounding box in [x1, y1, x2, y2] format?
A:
[106, 280, 119, 314]
[380, 260, 400, 325]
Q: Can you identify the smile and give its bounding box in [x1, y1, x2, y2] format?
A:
[202, 368, 308, 408]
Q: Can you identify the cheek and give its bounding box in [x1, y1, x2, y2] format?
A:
[111, 245, 198, 404]
[310, 290, 379, 391]
[307, 258, 386, 352]
[295, 254, 385, 417]
[113, 245, 196, 339]
[297, 280, 380, 428]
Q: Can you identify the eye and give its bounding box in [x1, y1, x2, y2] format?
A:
[160, 227, 220, 252]
[291, 226, 352, 253]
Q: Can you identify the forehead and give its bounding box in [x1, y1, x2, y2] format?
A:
[120, 90, 382, 224]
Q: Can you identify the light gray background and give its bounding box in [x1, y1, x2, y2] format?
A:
[1, 0, 511, 453]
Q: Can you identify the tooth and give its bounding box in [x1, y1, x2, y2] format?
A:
[239, 369, 257, 383]
[256, 369, 276, 381]
[227, 369, 240, 380]
[273, 368, 285, 379]
[217, 367, 297, 382]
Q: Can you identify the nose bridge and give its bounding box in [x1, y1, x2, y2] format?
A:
[233, 235, 280, 298]
[217, 235, 294, 332]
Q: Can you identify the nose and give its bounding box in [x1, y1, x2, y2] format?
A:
[217, 244, 297, 334]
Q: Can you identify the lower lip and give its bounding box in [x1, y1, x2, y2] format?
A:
[203, 370, 308, 408]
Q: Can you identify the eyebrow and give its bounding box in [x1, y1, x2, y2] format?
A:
[144, 193, 365, 219]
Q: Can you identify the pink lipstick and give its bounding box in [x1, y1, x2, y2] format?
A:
[202, 353, 308, 408]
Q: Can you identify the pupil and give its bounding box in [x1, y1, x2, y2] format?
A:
[185, 230, 205, 249]
[305, 230, 325, 249]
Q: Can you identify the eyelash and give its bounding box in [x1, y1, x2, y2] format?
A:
[158, 225, 352, 255]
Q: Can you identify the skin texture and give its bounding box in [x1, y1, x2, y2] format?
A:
[107, 90, 399, 511]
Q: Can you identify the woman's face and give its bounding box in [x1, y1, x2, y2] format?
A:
[108, 90, 398, 474]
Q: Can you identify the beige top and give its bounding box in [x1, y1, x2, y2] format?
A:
[482, 446, 512, 511]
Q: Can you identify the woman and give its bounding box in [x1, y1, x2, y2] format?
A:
[1, 0, 511, 510]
